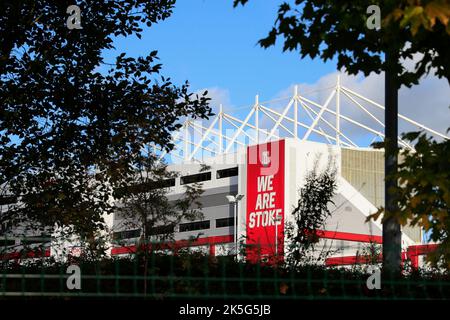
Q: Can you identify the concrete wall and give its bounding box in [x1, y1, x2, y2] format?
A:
[110, 139, 421, 259]
[341, 147, 422, 243]
[341, 147, 384, 209]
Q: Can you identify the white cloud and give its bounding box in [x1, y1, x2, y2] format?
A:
[272, 68, 449, 144]
[188, 59, 448, 150]
[195, 86, 233, 115]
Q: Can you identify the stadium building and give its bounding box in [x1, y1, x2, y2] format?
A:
[109, 78, 446, 268]
[1, 78, 446, 267]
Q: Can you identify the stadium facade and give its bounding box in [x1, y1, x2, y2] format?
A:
[109, 78, 446, 268]
[1, 78, 446, 267]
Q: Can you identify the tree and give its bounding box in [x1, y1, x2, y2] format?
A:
[371, 128, 450, 269]
[0, 1, 212, 240]
[234, 0, 450, 275]
[114, 151, 207, 294]
[115, 153, 206, 250]
[285, 158, 337, 267]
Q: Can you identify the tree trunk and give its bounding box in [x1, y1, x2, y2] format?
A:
[143, 218, 148, 296]
[383, 51, 402, 277]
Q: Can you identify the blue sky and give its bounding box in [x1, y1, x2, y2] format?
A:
[107, 0, 337, 107]
[104, 0, 449, 144]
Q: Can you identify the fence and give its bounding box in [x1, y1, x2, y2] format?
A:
[1, 245, 449, 300]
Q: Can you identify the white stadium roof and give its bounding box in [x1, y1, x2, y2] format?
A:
[153, 76, 449, 164]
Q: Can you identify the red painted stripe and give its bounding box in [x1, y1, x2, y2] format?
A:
[325, 249, 431, 267]
[175, 235, 233, 248]
[111, 230, 382, 256]
[407, 244, 438, 256]
[316, 230, 383, 244]
[111, 235, 233, 256]
[325, 254, 382, 266]
[0, 248, 50, 260]
[406, 244, 439, 269]
[111, 245, 137, 255]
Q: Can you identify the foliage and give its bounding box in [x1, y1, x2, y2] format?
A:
[233, 0, 450, 86]
[0, 1, 212, 238]
[370, 129, 450, 268]
[1, 253, 449, 299]
[114, 154, 208, 293]
[354, 241, 383, 271]
[115, 152, 207, 248]
[384, 0, 450, 36]
[286, 158, 337, 267]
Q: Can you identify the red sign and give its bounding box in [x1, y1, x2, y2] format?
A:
[246, 140, 285, 263]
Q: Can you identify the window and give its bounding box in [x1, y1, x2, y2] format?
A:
[216, 217, 234, 228]
[148, 225, 174, 236]
[154, 178, 176, 189]
[179, 220, 210, 232]
[0, 195, 16, 206]
[135, 178, 176, 192]
[115, 178, 175, 195]
[0, 238, 15, 247]
[113, 229, 141, 240]
[21, 235, 51, 245]
[217, 167, 238, 179]
[0, 221, 13, 235]
[180, 172, 211, 185]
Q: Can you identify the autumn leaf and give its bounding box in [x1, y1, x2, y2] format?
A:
[366, 207, 383, 223]
[279, 282, 289, 294]
[425, 1, 450, 28]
